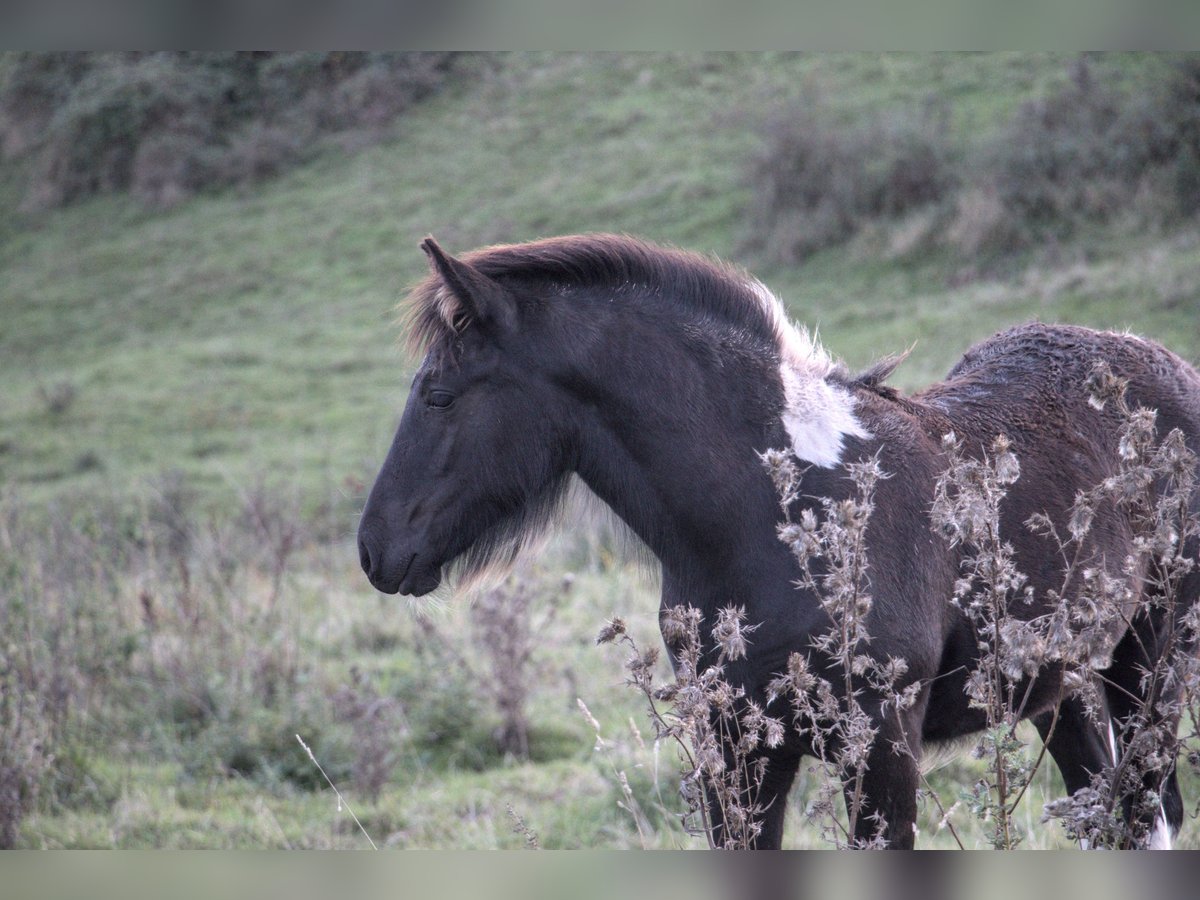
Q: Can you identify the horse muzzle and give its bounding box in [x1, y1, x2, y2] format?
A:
[357, 532, 442, 596]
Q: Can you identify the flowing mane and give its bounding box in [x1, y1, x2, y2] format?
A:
[404, 233, 835, 380]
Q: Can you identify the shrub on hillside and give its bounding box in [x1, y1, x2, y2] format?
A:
[748, 56, 1200, 264]
[20, 55, 231, 210]
[746, 96, 957, 262]
[0, 52, 462, 211]
[1157, 55, 1200, 218]
[992, 61, 1161, 222]
[951, 57, 1185, 254]
[0, 52, 89, 159]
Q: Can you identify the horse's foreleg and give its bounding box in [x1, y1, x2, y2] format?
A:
[754, 751, 800, 849]
[700, 739, 801, 844]
[704, 748, 799, 849]
[843, 718, 920, 849]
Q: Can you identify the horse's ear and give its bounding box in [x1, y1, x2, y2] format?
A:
[420, 237, 517, 334]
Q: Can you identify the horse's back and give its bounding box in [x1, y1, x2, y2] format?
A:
[919, 322, 1200, 449]
[945, 323, 1191, 386]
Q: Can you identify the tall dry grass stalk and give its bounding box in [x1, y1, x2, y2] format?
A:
[295, 733, 378, 849]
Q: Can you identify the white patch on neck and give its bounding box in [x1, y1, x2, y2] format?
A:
[748, 280, 869, 468]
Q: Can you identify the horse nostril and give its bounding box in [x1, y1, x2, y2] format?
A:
[358, 537, 374, 577]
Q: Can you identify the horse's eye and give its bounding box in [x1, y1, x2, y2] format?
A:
[427, 390, 455, 409]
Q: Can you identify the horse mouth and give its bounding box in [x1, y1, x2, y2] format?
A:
[397, 553, 442, 596]
[363, 545, 443, 597]
[364, 551, 414, 595]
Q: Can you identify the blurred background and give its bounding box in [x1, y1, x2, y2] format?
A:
[2, 51, 1199, 849]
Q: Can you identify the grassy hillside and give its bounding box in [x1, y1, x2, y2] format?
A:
[4, 52, 1200, 849]
[5, 52, 1196, 505]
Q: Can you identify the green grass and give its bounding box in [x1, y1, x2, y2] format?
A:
[20, 757, 649, 850]
[5, 52, 1200, 849]
[12, 528, 1200, 850]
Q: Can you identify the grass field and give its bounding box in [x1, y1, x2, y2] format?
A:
[4, 52, 1200, 849]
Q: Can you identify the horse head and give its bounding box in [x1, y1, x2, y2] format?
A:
[357, 238, 575, 595]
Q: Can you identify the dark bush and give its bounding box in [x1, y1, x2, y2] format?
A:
[747, 96, 957, 262]
[1160, 56, 1200, 218]
[946, 57, 1200, 255]
[1174, 144, 1200, 218]
[748, 56, 1200, 264]
[322, 55, 455, 131]
[22, 54, 231, 211]
[0, 52, 462, 211]
[0, 52, 90, 159]
[984, 59, 1168, 237]
[209, 122, 307, 191]
[130, 130, 215, 208]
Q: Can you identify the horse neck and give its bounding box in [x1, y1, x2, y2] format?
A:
[564, 309, 799, 615]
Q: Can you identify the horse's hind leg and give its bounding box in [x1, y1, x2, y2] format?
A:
[1032, 689, 1117, 846]
[1103, 556, 1199, 849]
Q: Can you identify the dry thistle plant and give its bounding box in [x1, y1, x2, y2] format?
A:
[765, 450, 918, 848]
[927, 361, 1200, 849]
[596, 604, 783, 849]
[596, 361, 1198, 850]
[596, 453, 913, 850]
[931, 432, 1041, 848]
[1036, 362, 1200, 849]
